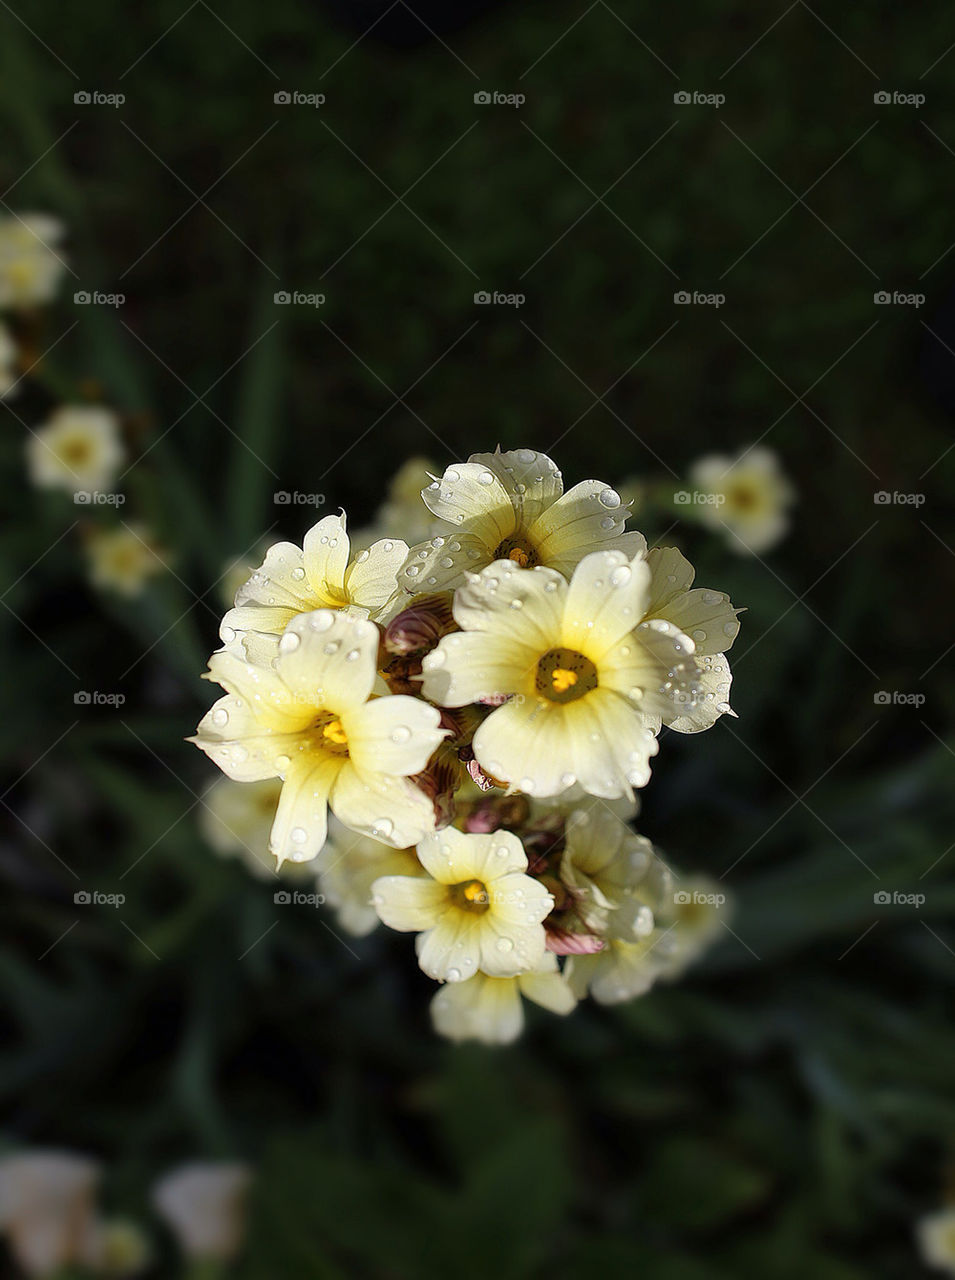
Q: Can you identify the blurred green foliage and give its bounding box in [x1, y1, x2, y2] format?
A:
[0, 1, 953, 1276]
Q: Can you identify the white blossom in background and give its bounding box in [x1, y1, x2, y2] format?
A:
[152, 1162, 251, 1264]
[918, 1207, 955, 1276]
[688, 446, 795, 554]
[26, 405, 124, 496]
[86, 523, 166, 598]
[0, 1151, 100, 1278]
[0, 213, 67, 309]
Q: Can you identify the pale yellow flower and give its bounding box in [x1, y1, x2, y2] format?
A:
[0, 213, 66, 309]
[373, 455, 438, 547]
[0, 322, 17, 397]
[560, 802, 663, 938]
[689, 446, 795, 554]
[656, 874, 729, 979]
[372, 825, 553, 982]
[220, 512, 408, 661]
[26, 405, 124, 495]
[430, 953, 575, 1044]
[152, 1163, 251, 1264]
[86, 523, 166, 597]
[318, 816, 425, 936]
[193, 610, 446, 864]
[199, 776, 284, 878]
[400, 447, 644, 593]
[918, 1207, 955, 1275]
[0, 1151, 100, 1278]
[420, 550, 701, 800]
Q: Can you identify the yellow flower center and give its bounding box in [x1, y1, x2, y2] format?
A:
[60, 436, 93, 468]
[311, 711, 350, 757]
[725, 481, 760, 514]
[450, 878, 490, 914]
[493, 536, 538, 568]
[536, 647, 598, 704]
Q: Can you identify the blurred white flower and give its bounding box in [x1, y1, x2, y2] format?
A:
[431, 953, 575, 1044]
[0, 213, 66, 309]
[917, 1206, 955, 1275]
[199, 776, 284, 878]
[401, 446, 644, 592]
[689, 446, 795, 554]
[86, 524, 166, 598]
[318, 816, 425, 935]
[0, 1150, 100, 1278]
[656, 874, 729, 979]
[0, 322, 18, 397]
[152, 1162, 251, 1264]
[26, 405, 124, 495]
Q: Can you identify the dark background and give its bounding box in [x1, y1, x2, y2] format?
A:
[1, 1, 954, 1275]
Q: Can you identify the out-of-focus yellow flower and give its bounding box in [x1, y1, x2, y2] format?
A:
[86, 523, 166, 598]
[193, 610, 446, 865]
[26, 405, 124, 495]
[430, 953, 575, 1043]
[918, 1206, 955, 1275]
[0, 322, 18, 397]
[318, 816, 425, 935]
[152, 1163, 251, 1265]
[0, 1150, 100, 1278]
[372, 826, 553, 983]
[0, 213, 66, 309]
[689, 446, 795, 554]
[400, 446, 644, 592]
[220, 512, 408, 662]
[421, 550, 700, 800]
[199, 776, 284, 878]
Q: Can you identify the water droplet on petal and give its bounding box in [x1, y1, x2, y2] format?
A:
[496, 936, 514, 952]
[447, 966, 462, 981]
[610, 565, 631, 587]
[211, 707, 229, 727]
[279, 631, 301, 653]
[291, 827, 307, 844]
[598, 488, 621, 509]
[390, 725, 412, 743]
[478, 471, 494, 485]
[291, 566, 306, 581]
[310, 612, 335, 632]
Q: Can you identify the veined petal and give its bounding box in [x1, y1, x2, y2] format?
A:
[420, 631, 539, 707]
[563, 688, 657, 796]
[518, 960, 577, 1014]
[274, 610, 378, 711]
[561, 550, 651, 659]
[488, 872, 553, 926]
[371, 874, 448, 932]
[421, 461, 517, 545]
[345, 537, 408, 610]
[642, 546, 695, 613]
[398, 531, 491, 594]
[345, 694, 447, 777]
[269, 756, 340, 864]
[430, 973, 524, 1044]
[452, 561, 566, 649]
[645, 586, 741, 656]
[600, 618, 699, 719]
[192, 694, 300, 781]
[528, 480, 646, 574]
[330, 765, 436, 848]
[415, 912, 484, 982]
[303, 514, 350, 602]
[416, 826, 527, 884]
[467, 447, 563, 527]
[472, 698, 575, 798]
[232, 541, 318, 612]
[667, 652, 734, 733]
[478, 916, 547, 977]
[205, 651, 310, 732]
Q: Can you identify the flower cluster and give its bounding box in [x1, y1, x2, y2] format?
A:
[194, 448, 741, 1042]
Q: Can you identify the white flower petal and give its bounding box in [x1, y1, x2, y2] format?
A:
[302, 514, 350, 601]
[421, 461, 516, 545]
[344, 537, 409, 611]
[452, 561, 566, 649]
[415, 913, 484, 982]
[643, 546, 696, 612]
[601, 619, 699, 719]
[667, 652, 734, 733]
[204, 652, 309, 732]
[528, 480, 646, 574]
[564, 688, 656, 796]
[419, 631, 539, 707]
[370, 874, 448, 932]
[416, 826, 527, 883]
[192, 694, 300, 781]
[648, 587, 741, 655]
[274, 610, 378, 711]
[345, 694, 447, 776]
[518, 962, 576, 1015]
[398, 531, 491, 593]
[472, 698, 574, 798]
[466, 447, 563, 527]
[268, 757, 340, 864]
[330, 766, 436, 848]
[430, 974, 524, 1044]
[561, 550, 651, 659]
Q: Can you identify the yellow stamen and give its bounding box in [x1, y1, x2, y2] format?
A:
[450, 878, 490, 913]
[508, 547, 530, 567]
[322, 719, 348, 746]
[551, 667, 578, 694]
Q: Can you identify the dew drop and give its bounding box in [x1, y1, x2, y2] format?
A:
[406, 566, 420, 578]
[211, 707, 229, 727]
[373, 818, 394, 839]
[477, 471, 494, 485]
[439, 556, 454, 568]
[560, 771, 576, 787]
[290, 826, 307, 844]
[598, 488, 621, 509]
[323, 640, 341, 655]
[610, 565, 631, 587]
[390, 725, 412, 744]
[279, 631, 301, 653]
[447, 967, 462, 981]
[496, 936, 514, 952]
[445, 468, 460, 483]
[220, 626, 236, 644]
[310, 612, 335, 632]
